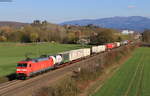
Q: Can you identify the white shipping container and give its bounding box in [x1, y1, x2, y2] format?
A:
[92, 46, 99, 53]
[98, 45, 106, 52]
[69, 49, 84, 61]
[115, 42, 121, 47]
[92, 45, 106, 53]
[83, 48, 91, 57]
[118, 42, 121, 47]
[60, 48, 91, 61]
[123, 40, 128, 45]
[77, 49, 84, 58]
[55, 55, 63, 64]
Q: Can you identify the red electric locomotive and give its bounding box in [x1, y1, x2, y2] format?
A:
[16, 57, 54, 79]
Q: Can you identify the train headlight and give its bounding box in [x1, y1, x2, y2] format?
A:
[17, 69, 27, 71]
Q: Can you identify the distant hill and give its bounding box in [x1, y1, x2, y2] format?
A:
[0, 21, 28, 28]
[61, 16, 150, 32]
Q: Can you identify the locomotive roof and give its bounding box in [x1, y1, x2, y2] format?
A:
[22, 57, 50, 62]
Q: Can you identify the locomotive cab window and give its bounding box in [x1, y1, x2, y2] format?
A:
[17, 63, 27, 67]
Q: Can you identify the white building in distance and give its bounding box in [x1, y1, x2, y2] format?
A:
[121, 30, 134, 35]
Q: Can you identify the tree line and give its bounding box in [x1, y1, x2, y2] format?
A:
[0, 20, 132, 44]
[142, 30, 150, 43]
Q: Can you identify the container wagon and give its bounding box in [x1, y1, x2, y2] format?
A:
[82, 48, 91, 57]
[98, 45, 106, 52]
[92, 45, 106, 53]
[114, 42, 121, 47]
[92, 46, 100, 53]
[106, 43, 115, 50]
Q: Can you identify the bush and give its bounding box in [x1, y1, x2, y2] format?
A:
[0, 36, 7, 42]
[33, 78, 79, 96]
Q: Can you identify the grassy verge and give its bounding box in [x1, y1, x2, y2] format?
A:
[93, 47, 150, 96]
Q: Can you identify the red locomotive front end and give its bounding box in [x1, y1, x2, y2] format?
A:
[16, 61, 31, 79]
[16, 57, 54, 79]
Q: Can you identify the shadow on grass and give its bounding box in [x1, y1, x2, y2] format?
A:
[6, 73, 17, 81]
[0, 73, 17, 84]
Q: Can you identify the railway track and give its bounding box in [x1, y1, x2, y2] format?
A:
[0, 71, 72, 96]
[0, 80, 22, 95]
[0, 80, 21, 91]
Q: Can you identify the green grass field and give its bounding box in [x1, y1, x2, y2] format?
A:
[93, 47, 150, 96]
[0, 42, 87, 77]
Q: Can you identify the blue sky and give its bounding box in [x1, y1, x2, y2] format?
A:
[0, 0, 149, 23]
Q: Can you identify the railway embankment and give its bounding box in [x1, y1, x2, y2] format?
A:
[32, 44, 136, 96]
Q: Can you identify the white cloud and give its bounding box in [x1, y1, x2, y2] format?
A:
[128, 5, 136, 9]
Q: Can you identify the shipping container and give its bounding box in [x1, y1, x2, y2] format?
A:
[92, 46, 99, 53]
[106, 43, 114, 49]
[69, 49, 82, 61]
[122, 40, 128, 45]
[92, 45, 106, 53]
[55, 55, 63, 64]
[115, 42, 121, 47]
[82, 48, 91, 57]
[59, 51, 70, 63]
[98, 45, 106, 52]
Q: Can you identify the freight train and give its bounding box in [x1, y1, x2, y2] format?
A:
[16, 41, 131, 79]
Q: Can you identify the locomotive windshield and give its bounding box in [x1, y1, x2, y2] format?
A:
[17, 63, 27, 67]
